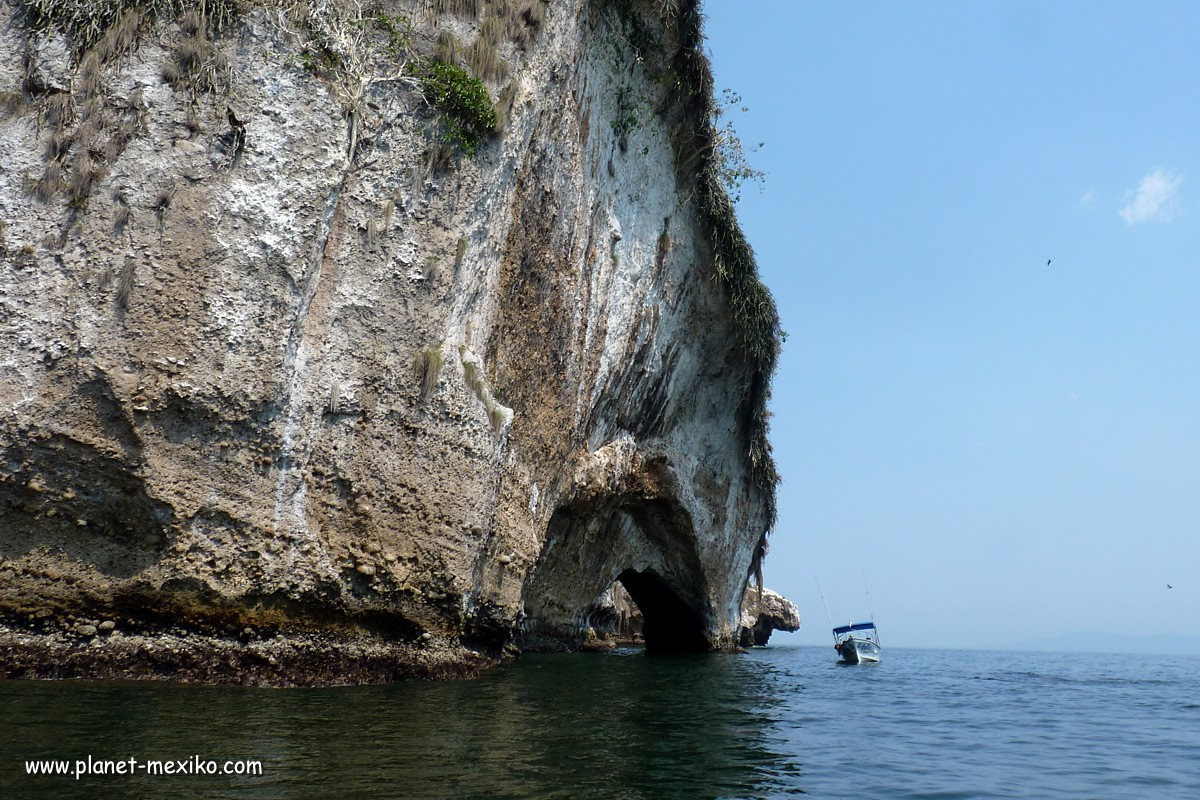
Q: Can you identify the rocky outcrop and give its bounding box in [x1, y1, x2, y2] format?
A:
[586, 581, 798, 650]
[581, 579, 643, 645]
[739, 587, 800, 647]
[0, 0, 779, 683]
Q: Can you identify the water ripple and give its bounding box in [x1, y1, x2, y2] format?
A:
[2, 648, 1197, 798]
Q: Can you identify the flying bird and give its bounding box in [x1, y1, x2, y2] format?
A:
[1046, 259, 1052, 266]
[1168, 584, 1173, 589]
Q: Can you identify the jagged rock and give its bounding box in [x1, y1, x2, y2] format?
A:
[0, 0, 779, 683]
[739, 588, 801, 647]
[589, 582, 800, 649]
[587, 581, 645, 642]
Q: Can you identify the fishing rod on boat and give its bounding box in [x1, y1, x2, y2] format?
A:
[861, 564, 879, 646]
[816, 577, 849, 654]
[815, 576, 834, 630]
[861, 564, 875, 624]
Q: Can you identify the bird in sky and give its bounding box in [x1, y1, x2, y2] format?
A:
[1046, 259, 1052, 266]
[1168, 584, 1174, 589]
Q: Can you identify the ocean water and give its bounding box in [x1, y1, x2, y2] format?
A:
[2, 645, 1198, 799]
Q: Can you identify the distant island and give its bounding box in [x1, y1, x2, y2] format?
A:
[1006, 631, 1200, 656]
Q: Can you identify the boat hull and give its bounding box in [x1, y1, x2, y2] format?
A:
[839, 636, 881, 665]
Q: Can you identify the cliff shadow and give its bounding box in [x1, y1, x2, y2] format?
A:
[0, 370, 178, 617]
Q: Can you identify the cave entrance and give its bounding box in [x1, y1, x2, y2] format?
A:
[521, 490, 713, 654]
[616, 568, 709, 653]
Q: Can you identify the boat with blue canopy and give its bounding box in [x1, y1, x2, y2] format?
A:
[832, 622, 880, 664]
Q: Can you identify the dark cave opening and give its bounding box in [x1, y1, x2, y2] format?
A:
[616, 568, 709, 653]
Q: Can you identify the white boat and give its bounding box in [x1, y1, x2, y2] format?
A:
[832, 622, 880, 664]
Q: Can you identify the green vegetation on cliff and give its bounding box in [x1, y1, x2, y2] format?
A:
[600, 0, 782, 582]
[681, 2, 781, 585]
[593, 2, 780, 586]
[419, 62, 498, 158]
[673, 2, 782, 522]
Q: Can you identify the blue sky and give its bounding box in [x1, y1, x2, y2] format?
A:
[704, 2, 1200, 648]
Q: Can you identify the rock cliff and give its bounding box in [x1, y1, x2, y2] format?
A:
[0, 0, 780, 684]
[738, 587, 800, 647]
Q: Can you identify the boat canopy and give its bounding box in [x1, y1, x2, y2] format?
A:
[832, 622, 876, 635]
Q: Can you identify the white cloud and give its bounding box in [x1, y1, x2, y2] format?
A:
[1079, 189, 1096, 207]
[1119, 169, 1183, 225]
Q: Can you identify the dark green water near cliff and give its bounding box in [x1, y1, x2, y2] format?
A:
[4, 646, 1199, 798]
[3, 647, 795, 799]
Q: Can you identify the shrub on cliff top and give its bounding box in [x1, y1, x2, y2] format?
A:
[420, 61, 497, 157]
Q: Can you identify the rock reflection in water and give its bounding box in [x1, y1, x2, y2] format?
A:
[2, 649, 802, 799]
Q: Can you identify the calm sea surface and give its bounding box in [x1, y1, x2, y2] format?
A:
[2, 645, 1198, 798]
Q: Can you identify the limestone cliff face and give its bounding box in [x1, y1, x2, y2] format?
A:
[739, 587, 800, 647]
[0, 0, 779, 682]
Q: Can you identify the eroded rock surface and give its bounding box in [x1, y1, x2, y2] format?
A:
[0, 0, 779, 682]
[738, 587, 800, 647]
